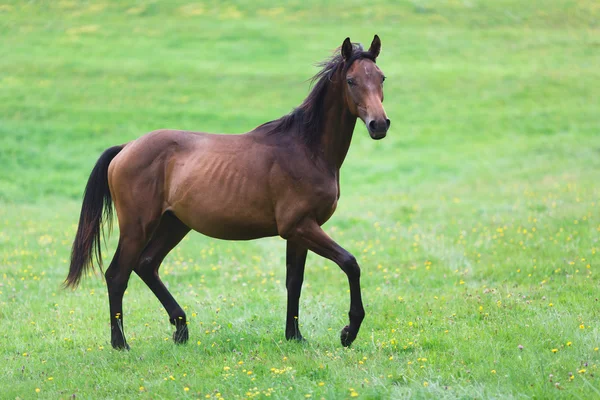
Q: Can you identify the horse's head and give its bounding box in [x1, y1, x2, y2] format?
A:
[341, 35, 390, 140]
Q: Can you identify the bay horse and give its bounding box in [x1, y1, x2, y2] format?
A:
[66, 35, 390, 350]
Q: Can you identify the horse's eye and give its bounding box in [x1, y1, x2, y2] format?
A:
[382, 76, 386, 83]
[346, 78, 356, 87]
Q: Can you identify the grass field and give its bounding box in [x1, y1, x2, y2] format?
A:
[1, 0, 600, 398]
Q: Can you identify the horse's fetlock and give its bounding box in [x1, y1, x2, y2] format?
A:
[169, 311, 187, 327]
[350, 308, 365, 323]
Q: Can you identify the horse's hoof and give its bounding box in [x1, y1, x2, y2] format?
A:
[340, 326, 356, 347]
[286, 334, 307, 343]
[285, 331, 306, 342]
[111, 340, 130, 351]
[173, 326, 189, 344]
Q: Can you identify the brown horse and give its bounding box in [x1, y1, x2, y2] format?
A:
[66, 35, 389, 350]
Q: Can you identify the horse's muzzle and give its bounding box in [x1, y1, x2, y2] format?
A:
[367, 118, 390, 140]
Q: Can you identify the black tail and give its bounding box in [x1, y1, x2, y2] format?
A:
[65, 145, 124, 288]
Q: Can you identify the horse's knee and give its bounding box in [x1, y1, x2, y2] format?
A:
[341, 255, 360, 280]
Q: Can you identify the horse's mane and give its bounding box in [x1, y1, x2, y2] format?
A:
[260, 42, 377, 149]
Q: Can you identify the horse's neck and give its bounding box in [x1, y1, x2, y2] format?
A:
[318, 84, 357, 171]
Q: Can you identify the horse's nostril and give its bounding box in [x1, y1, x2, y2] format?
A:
[368, 120, 377, 131]
[385, 118, 391, 129]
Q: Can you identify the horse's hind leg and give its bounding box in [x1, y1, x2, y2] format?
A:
[105, 211, 160, 350]
[134, 212, 191, 344]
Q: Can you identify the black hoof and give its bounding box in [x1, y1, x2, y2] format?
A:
[111, 340, 130, 351]
[286, 327, 306, 342]
[286, 333, 307, 343]
[173, 325, 189, 344]
[340, 325, 356, 347]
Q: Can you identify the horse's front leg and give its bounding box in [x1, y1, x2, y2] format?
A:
[285, 241, 308, 341]
[287, 219, 365, 347]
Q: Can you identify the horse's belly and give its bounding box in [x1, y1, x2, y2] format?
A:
[169, 192, 278, 241]
[183, 211, 278, 240]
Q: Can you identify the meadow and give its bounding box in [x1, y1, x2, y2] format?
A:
[1, 0, 599, 398]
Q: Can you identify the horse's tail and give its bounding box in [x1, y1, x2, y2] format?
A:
[65, 145, 124, 288]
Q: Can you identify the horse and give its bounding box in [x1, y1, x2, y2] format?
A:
[65, 35, 390, 350]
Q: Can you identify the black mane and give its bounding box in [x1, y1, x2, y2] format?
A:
[261, 42, 377, 149]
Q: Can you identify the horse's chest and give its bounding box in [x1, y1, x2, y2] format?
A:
[314, 183, 339, 225]
[318, 198, 338, 225]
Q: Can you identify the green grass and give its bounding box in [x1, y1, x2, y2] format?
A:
[1, 0, 600, 398]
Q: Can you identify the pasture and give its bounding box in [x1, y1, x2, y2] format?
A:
[1, 0, 599, 398]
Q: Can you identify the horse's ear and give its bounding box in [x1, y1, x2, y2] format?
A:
[341, 37, 353, 62]
[369, 34, 381, 59]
